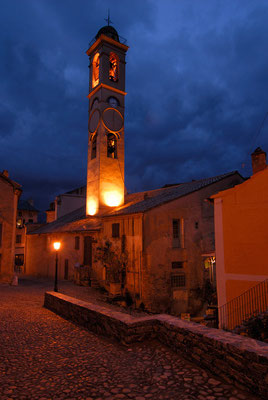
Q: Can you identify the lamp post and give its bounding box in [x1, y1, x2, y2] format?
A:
[53, 242, 61, 292]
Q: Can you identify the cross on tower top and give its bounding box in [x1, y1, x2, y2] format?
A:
[105, 9, 113, 26]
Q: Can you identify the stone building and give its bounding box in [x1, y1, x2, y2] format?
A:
[15, 199, 39, 271]
[46, 186, 86, 223]
[0, 170, 22, 282]
[26, 25, 244, 315]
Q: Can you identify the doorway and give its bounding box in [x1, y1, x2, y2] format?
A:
[83, 236, 92, 266]
[64, 259, 69, 280]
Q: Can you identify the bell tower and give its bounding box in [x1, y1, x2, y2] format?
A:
[86, 25, 129, 216]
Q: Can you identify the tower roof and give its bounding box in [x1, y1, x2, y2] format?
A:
[95, 25, 120, 42]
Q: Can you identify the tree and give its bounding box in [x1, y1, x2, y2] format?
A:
[95, 240, 128, 284]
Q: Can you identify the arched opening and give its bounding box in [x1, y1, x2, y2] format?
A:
[107, 133, 117, 159]
[109, 52, 119, 82]
[92, 53, 100, 88]
[91, 135, 97, 159]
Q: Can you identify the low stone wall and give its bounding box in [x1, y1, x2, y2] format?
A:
[44, 291, 268, 398]
[44, 291, 157, 343]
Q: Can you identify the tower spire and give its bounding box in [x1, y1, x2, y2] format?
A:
[105, 9, 113, 26]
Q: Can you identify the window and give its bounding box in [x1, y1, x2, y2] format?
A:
[75, 236, 80, 250]
[16, 235, 22, 244]
[28, 219, 33, 223]
[172, 219, 181, 248]
[91, 97, 99, 110]
[18, 211, 22, 217]
[107, 133, 117, 159]
[109, 52, 119, 82]
[15, 254, 24, 266]
[16, 219, 23, 228]
[108, 96, 119, 107]
[173, 219, 180, 238]
[172, 261, 183, 269]
[112, 223, 120, 238]
[91, 135, 97, 159]
[92, 52, 100, 88]
[0, 223, 2, 247]
[171, 274, 186, 288]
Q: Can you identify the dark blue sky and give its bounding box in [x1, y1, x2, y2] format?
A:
[1, 0, 268, 210]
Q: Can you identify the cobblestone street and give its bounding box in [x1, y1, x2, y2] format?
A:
[0, 278, 260, 400]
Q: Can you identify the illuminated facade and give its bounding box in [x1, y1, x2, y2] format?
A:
[86, 26, 128, 215]
[212, 148, 268, 324]
[0, 170, 22, 282]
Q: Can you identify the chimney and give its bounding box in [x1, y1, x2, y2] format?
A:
[2, 170, 9, 177]
[251, 147, 267, 174]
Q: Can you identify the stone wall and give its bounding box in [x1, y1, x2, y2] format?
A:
[0, 177, 20, 282]
[44, 291, 268, 399]
[142, 173, 244, 314]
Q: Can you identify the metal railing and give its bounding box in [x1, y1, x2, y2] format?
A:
[218, 279, 268, 330]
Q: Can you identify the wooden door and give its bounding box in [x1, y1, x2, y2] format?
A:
[83, 236, 92, 266]
[64, 259, 69, 280]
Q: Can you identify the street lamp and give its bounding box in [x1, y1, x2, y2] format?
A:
[53, 241, 61, 292]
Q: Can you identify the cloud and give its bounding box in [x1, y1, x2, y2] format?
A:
[0, 0, 268, 209]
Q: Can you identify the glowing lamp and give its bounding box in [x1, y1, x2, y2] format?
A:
[53, 241, 61, 292]
[103, 191, 123, 207]
[53, 242, 61, 251]
[87, 198, 98, 216]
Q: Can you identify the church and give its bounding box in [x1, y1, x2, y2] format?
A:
[26, 25, 244, 315]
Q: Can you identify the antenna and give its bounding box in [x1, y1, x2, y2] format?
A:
[247, 111, 268, 155]
[241, 111, 268, 172]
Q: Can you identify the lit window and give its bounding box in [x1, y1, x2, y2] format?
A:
[91, 135, 97, 159]
[16, 219, 23, 228]
[75, 236, 80, 250]
[15, 254, 24, 266]
[112, 223, 120, 238]
[171, 274, 186, 288]
[107, 133, 117, 159]
[92, 52, 100, 88]
[109, 52, 119, 82]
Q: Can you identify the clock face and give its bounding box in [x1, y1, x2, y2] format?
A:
[102, 108, 123, 133]
[108, 96, 119, 107]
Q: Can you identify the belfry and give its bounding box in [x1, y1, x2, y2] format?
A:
[86, 25, 129, 216]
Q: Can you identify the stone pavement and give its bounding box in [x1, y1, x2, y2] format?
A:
[0, 277, 260, 400]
